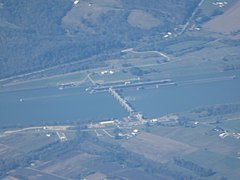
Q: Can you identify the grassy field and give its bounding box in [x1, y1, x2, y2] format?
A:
[37, 153, 97, 178]
[114, 169, 162, 180]
[0, 143, 22, 159]
[166, 40, 207, 53]
[184, 149, 240, 179]
[0, 71, 88, 92]
[122, 132, 196, 163]
[221, 118, 240, 131]
[203, 0, 240, 35]
[0, 131, 58, 153]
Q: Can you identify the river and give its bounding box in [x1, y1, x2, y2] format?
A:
[121, 76, 240, 118]
[0, 87, 127, 128]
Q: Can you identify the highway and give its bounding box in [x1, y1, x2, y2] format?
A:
[122, 48, 171, 61]
[178, 0, 206, 35]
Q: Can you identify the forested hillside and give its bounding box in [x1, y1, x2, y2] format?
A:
[0, 0, 200, 78]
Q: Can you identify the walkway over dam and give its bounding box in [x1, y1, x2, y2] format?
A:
[109, 88, 134, 114]
[109, 88, 144, 122]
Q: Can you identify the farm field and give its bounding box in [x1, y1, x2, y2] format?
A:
[122, 132, 196, 163]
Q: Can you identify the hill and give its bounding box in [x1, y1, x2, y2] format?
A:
[0, 0, 200, 78]
[203, 1, 240, 38]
